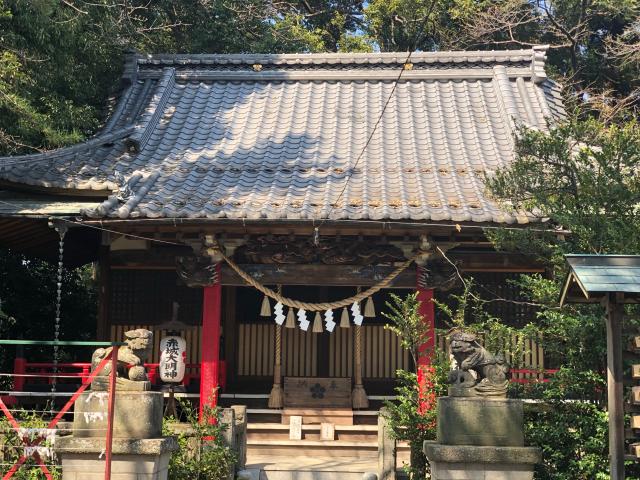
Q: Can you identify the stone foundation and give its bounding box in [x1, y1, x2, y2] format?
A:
[425, 397, 541, 480]
[55, 437, 178, 480]
[55, 391, 177, 480]
[424, 443, 541, 480]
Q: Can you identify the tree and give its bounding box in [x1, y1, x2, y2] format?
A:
[364, 0, 459, 52]
[484, 115, 640, 479]
[0, 250, 97, 382]
[381, 292, 449, 479]
[488, 118, 640, 255]
[449, 0, 639, 99]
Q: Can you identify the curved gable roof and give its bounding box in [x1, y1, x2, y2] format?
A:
[0, 48, 564, 224]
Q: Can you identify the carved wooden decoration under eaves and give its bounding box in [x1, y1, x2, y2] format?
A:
[418, 259, 459, 291]
[176, 255, 218, 287]
[233, 236, 406, 266]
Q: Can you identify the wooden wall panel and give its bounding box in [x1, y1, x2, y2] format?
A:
[237, 324, 275, 376]
[236, 324, 320, 377]
[329, 328, 353, 377]
[362, 325, 410, 379]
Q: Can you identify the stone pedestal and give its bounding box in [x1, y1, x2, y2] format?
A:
[55, 391, 177, 480]
[424, 397, 541, 480]
[73, 391, 164, 439]
[56, 437, 177, 480]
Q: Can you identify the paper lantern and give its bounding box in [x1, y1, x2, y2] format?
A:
[159, 335, 186, 383]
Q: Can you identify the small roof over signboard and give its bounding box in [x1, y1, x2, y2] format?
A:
[560, 254, 640, 305]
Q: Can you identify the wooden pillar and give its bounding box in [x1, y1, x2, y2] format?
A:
[223, 287, 237, 388]
[96, 240, 110, 342]
[416, 266, 435, 413]
[378, 407, 396, 480]
[606, 293, 624, 480]
[200, 263, 222, 420]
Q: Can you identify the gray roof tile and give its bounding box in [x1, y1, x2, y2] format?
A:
[0, 49, 564, 223]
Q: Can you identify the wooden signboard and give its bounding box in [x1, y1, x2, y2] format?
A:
[283, 377, 352, 408]
[289, 416, 302, 440]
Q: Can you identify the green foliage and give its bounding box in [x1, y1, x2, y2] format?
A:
[364, 0, 457, 52]
[434, 276, 539, 368]
[0, 0, 638, 153]
[0, 250, 97, 378]
[382, 291, 432, 364]
[485, 113, 640, 478]
[382, 291, 449, 478]
[163, 398, 236, 480]
[488, 117, 640, 255]
[516, 367, 640, 480]
[382, 365, 449, 479]
[0, 301, 15, 389]
[0, 410, 61, 479]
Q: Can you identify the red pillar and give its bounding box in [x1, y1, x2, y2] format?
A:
[416, 266, 435, 414]
[200, 264, 222, 421]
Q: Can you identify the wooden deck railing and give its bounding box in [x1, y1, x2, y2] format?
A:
[11, 358, 226, 391]
[11, 357, 553, 393]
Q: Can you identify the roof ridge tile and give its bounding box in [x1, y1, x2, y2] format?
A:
[125, 68, 176, 153]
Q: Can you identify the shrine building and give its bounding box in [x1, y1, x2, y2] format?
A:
[0, 49, 563, 419]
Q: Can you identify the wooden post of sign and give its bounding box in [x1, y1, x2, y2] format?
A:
[416, 267, 435, 414]
[200, 264, 222, 421]
[606, 293, 624, 480]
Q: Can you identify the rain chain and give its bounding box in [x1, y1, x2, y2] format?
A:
[51, 223, 68, 413]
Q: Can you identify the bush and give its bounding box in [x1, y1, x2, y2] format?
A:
[519, 367, 640, 480]
[382, 362, 448, 479]
[0, 410, 60, 480]
[163, 399, 236, 480]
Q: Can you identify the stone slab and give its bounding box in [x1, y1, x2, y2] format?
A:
[437, 397, 524, 447]
[247, 455, 379, 480]
[424, 444, 541, 465]
[73, 391, 163, 439]
[56, 437, 178, 480]
[429, 461, 535, 480]
[56, 436, 178, 455]
[320, 423, 335, 441]
[58, 453, 171, 480]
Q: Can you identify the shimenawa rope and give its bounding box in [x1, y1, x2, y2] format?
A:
[219, 250, 417, 312]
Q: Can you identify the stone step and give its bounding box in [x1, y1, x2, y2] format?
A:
[248, 423, 378, 431]
[246, 408, 381, 426]
[247, 439, 378, 458]
[244, 455, 379, 480]
[247, 422, 378, 441]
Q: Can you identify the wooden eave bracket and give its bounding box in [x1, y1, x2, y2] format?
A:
[414, 235, 459, 266]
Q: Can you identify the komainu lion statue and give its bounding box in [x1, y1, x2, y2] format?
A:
[91, 329, 153, 390]
[447, 331, 509, 398]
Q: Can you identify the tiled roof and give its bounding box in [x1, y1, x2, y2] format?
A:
[560, 255, 640, 304]
[0, 48, 564, 223]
